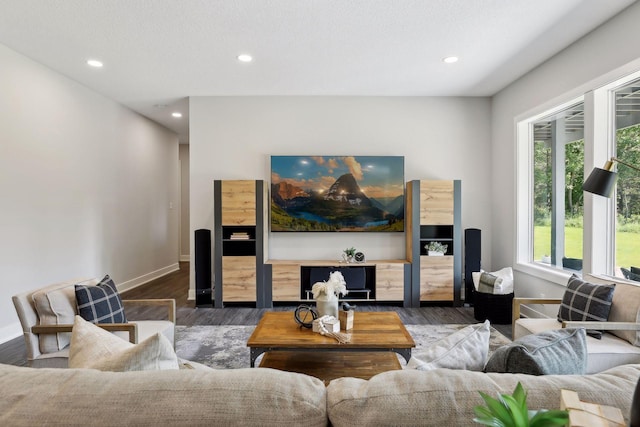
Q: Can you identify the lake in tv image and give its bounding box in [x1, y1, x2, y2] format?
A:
[270, 156, 404, 232]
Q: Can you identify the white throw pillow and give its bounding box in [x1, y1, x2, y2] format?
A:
[472, 267, 514, 294]
[69, 315, 179, 371]
[406, 320, 490, 371]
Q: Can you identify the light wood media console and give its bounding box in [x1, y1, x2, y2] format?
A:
[265, 259, 412, 307]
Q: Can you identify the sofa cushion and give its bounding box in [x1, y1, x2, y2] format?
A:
[69, 316, 178, 371]
[0, 364, 328, 426]
[31, 279, 97, 354]
[484, 328, 587, 375]
[557, 274, 615, 338]
[584, 273, 640, 346]
[32, 285, 76, 354]
[75, 275, 127, 323]
[406, 320, 490, 371]
[326, 365, 640, 427]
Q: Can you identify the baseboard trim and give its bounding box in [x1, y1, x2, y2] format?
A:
[0, 322, 23, 345]
[117, 263, 180, 294]
[188, 288, 195, 301]
[180, 254, 190, 262]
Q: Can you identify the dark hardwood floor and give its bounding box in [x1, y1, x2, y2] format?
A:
[1, 262, 512, 366]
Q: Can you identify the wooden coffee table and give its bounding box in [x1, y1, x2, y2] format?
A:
[246, 311, 415, 381]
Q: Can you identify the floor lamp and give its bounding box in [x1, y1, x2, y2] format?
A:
[583, 157, 640, 197]
[583, 157, 640, 426]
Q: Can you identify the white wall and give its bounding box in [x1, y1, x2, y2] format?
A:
[189, 96, 492, 296]
[0, 43, 180, 342]
[491, 2, 640, 302]
[179, 144, 190, 261]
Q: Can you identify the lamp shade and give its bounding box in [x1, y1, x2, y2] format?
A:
[583, 167, 617, 197]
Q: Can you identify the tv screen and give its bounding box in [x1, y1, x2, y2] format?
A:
[270, 156, 404, 232]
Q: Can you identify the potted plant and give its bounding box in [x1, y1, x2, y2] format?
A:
[425, 241, 448, 256]
[474, 382, 568, 427]
[343, 247, 357, 263]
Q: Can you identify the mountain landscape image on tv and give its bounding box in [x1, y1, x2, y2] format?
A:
[271, 156, 404, 232]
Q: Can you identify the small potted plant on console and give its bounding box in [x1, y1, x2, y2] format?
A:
[426, 241, 448, 256]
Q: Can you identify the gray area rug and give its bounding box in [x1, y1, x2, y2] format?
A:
[175, 324, 511, 370]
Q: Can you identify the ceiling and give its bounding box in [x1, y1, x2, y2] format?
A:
[0, 0, 635, 144]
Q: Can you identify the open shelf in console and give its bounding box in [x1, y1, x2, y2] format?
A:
[301, 265, 376, 300]
[419, 225, 454, 256]
[222, 226, 256, 256]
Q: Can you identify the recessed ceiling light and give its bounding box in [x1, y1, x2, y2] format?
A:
[87, 59, 103, 68]
[237, 54, 253, 63]
[172, 112, 182, 118]
[443, 56, 459, 64]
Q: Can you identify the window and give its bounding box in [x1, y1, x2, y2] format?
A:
[614, 79, 640, 279]
[531, 102, 585, 272]
[517, 69, 640, 282]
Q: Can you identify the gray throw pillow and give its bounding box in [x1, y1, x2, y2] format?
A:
[557, 274, 615, 339]
[406, 320, 490, 371]
[484, 328, 587, 375]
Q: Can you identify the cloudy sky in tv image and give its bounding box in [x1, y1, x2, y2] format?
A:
[271, 156, 404, 198]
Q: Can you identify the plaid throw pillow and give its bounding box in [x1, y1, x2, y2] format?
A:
[75, 275, 127, 323]
[557, 274, 615, 339]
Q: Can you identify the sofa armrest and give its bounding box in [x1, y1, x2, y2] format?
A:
[512, 298, 563, 338]
[562, 321, 640, 331]
[122, 299, 176, 323]
[31, 323, 138, 343]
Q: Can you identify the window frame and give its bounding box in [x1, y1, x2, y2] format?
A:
[515, 68, 640, 285]
[516, 96, 586, 285]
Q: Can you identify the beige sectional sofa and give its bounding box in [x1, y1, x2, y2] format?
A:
[1, 363, 638, 426]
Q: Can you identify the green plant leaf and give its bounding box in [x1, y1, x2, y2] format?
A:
[478, 392, 513, 424]
[529, 409, 569, 427]
[473, 416, 508, 427]
[512, 382, 528, 407]
[500, 394, 527, 427]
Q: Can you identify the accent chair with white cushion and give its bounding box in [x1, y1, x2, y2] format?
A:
[12, 277, 176, 368]
[512, 273, 640, 374]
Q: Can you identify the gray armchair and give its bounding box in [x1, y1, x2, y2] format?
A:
[12, 278, 175, 368]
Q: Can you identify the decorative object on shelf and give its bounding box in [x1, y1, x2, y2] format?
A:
[312, 271, 348, 319]
[560, 389, 624, 427]
[293, 304, 317, 329]
[474, 382, 568, 427]
[311, 315, 351, 344]
[342, 247, 357, 263]
[339, 304, 354, 331]
[354, 251, 365, 262]
[425, 241, 448, 256]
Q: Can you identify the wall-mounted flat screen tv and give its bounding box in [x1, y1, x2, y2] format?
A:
[271, 156, 404, 232]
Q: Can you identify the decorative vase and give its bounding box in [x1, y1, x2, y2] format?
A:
[428, 251, 444, 256]
[342, 253, 354, 263]
[316, 294, 339, 319]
